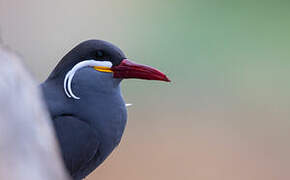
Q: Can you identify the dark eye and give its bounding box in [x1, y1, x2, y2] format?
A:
[96, 50, 104, 57]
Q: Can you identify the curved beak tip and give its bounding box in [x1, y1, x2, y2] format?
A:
[164, 76, 171, 82]
[112, 59, 171, 83]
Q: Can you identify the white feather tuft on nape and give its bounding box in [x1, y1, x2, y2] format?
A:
[63, 60, 112, 99]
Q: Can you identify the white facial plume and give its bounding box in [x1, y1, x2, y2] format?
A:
[64, 60, 112, 99]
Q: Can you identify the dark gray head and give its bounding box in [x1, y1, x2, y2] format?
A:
[49, 40, 126, 78]
[46, 39, 170, 99]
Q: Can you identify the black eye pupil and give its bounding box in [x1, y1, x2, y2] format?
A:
[96, 51, 104, 57]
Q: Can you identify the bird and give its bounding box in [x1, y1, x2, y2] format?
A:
[41, 39, 170, 180]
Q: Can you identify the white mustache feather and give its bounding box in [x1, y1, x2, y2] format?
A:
[63, 60, 112, 99]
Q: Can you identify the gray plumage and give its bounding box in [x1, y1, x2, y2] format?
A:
[42, 69, 127, 179]
[41, 39, 169, 180]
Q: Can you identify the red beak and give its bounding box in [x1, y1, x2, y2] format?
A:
[111, 59, 170, 82]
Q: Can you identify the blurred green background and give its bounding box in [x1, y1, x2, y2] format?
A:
[1, 0, 290, 179]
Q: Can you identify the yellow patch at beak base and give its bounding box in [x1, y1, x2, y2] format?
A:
[93, 66, 113, 73]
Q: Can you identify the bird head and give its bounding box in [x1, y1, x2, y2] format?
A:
[49, 39, 170, 99]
